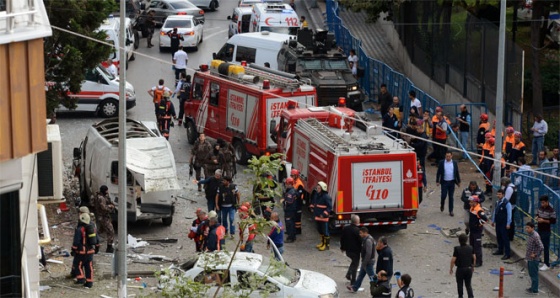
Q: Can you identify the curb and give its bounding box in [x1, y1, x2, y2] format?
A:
[483, 225, 560, 296]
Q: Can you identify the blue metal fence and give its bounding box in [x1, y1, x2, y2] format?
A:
[511, 169, 560, 263]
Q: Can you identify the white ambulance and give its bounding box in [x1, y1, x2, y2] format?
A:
[249, 2, 299, 35]
[98, 16, 136, 70]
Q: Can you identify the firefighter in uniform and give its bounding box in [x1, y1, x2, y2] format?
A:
[93, 185, 115, 253]
[310, 181, 332, 251]
[156, 91, 176, 140]
[238, 205, 257, 252]
[70, 207, 99, 279]
[218, 139, 236, 178]
[508, 131, 526, 168]
[71, 213, 98, 288]
[283, 177, 298, 243]
[290, 169, 306, 235]
[191, 133, 213, 191]
[502, 126, 515, 175]
[468, 195, 488, 267]
[477, 114, 490, 156]
[479, 135, 495, 195]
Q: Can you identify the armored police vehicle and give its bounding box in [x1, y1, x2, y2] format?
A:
[277, 29, 362, 110]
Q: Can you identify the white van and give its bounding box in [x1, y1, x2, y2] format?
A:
[227, 6, 252, 38]
[249, 2, 299, 35]
[98, 16, 136, 69]
[212, 31, 290, 69]
[74, 118, 180, 225]
[55, 65, 136, 118]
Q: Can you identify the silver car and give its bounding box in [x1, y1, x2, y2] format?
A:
[147, 0, 205, 25]
[189, 0, 219, 11]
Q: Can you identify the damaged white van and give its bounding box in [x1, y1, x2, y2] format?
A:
[74, 118, 179, 225]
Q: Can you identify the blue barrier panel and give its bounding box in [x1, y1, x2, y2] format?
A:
[511, 170, 560, 262]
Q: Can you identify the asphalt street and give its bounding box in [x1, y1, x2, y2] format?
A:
[42, 0, 554, 297]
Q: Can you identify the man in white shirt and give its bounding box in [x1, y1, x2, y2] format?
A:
[348, 49, 358, 78]
[530, 114, 548, 165]
[436, 151, 461, 216]
[106, 59, 118, 77]
[408, 90, 423, 116]
[173, 46, 188, 85]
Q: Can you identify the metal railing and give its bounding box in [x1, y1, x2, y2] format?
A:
[0, 0, 37, 34]
[511, 169, 560, 262]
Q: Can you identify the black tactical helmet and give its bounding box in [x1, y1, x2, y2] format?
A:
[100, 185, 109, 193]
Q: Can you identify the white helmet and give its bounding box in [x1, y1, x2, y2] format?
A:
[318, 181, 328, 192]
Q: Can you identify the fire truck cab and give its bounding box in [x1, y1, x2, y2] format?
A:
[276, 104, 419, 229]
[183, 60, 317, 164]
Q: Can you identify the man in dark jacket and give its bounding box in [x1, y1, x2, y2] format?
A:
[460, 181, 485, 234]
[468, 196, 488, 267]
[340, 214, 362, 285]
[370, 270, 391, 298]
[378, 84, 392, 116]
[410, 125, 428, 168]
[436, 151, 461, 216]
[204, 217, 225, 252]
[348, 227, 376, 293]
[195, 169, 222, 212]
[282, 177, 298, 243]
[375, 236, 393, 281]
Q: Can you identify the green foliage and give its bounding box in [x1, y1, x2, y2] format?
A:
[337, 0, 395, 22]
[44, 0, 117, 115]
[156, 267, 211, 297]
[245, 153, 285, 200]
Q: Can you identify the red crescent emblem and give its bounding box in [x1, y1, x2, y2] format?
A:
[265, 17, 273, 26]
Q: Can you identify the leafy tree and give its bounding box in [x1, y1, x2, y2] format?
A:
[44, 0, 117, 115]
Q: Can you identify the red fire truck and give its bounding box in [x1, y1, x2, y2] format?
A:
[275, 104, 419, 229]
[184, 60, 317, 163]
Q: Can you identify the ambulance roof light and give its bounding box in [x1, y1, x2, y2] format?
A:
[241, 60, 247, 66]
[262, 80, 270, 89]
[200, 64, 209, 71]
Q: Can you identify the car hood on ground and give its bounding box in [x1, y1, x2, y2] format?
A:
[295, 269, 337, 295]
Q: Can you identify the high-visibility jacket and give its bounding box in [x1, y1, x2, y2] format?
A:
[435, 122, 447, 140]
[293, 177, 305, 200]
[502, 134, 515, 155]
[509, 141, 526, 164]
[469, 204, 488, 232]
[477, 122, 490, 146]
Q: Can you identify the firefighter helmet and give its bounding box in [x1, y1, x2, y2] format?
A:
[485, 132, 492, 139]
[488, 137, 495, 145]
[506, 126, 514, 134]
[480, 114, 489, 121]
[514, 131, 522, 138]
[79, 213, 91, 225]
[285, 177, 294, 185]
[318, 181, 328, 191]
[290, 169, 299, 176]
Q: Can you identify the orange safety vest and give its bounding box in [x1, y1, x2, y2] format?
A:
[469, 204, 486, 226]
[503, 134, 515, 153]
[239, 223, 257, 242]
[294, 178, 305, 200]
[480, 142, 493, 163]
[435, 123, 447, 140]
[216, 225, 226, 251]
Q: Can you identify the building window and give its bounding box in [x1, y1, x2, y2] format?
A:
[0, 191, 22, 297]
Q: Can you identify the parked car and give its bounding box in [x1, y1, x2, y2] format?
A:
[189, 0, 219, 11]
[147, 0, 204, 25]
[159, 15, 204, 51]
[159, 251, 339, 298]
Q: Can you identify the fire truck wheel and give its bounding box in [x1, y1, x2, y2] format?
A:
[186, 121, 197, 145]
[233, 139, 249, 165]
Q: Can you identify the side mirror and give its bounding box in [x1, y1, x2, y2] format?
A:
[73, 147, 81, 159]
[212, 52, 217, 59]
[269, 119, 277, 135]
[227, 15, 232, 20]
[126, 39, 132, 46]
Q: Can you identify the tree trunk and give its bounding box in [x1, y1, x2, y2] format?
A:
[530, 0, 543, 115]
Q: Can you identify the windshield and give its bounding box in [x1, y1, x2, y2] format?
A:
[164, 20, 192, 28]
[98, 65, 115, 81]
[325, 59, 349, 70]
[260, 26, 298, 35]
[170, 1, 195, 9]
[257, 256, 298, 286]
[299, 59, 323, 70]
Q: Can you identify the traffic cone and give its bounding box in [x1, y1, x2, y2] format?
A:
[59, 201, 69, 212]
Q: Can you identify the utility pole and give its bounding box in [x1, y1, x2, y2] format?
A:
[117, 0, 128, 296]
[493, 0, 506, 194]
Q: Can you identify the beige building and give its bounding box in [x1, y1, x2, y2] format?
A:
[0, 1, 57, 297]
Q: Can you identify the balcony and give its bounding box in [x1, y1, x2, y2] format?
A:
[0, 0, 52, 44]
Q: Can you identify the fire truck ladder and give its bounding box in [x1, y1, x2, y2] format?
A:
[244, 65, 302, 90]
[298, 118, 350, 152]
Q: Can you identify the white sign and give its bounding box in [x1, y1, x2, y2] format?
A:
[352, 161, 402, 209]
[292, 133, 309, 178]
[226, 90, 248, 133]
